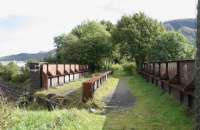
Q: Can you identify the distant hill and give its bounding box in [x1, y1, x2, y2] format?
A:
[0, 50, 56, 61]
[164, 18, 196, 44]
[0, 19, 197, 61]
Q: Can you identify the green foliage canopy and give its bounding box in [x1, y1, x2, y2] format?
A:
[55, 21, 113, 70]
[54, 13, 196, 69]
[149, 31, 195, 61]
[113, 12, 164, 66]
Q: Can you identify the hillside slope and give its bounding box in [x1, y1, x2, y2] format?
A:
[0, 19, 197, 61]
[0, 50, 56, 61]
[164, 18, 196, 44]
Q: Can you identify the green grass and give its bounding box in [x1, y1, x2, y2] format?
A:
[11, 108, 105, 130]
[4, 70, 194, 130]
[103, 73, 194, 130]
[32, 76, 119, 109]
[32, 78, 90, 109]
[129, 75, 194, 129]
[10, 76, 119, 130]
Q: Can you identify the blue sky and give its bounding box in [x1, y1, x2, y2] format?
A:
[0, 0, 197, 57]
[0, 16, 27, 30]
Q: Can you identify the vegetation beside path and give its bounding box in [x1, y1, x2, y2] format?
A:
[103, 73, 194, 130]
[7, 75, 119, 130]
[1, 67, 194, 130]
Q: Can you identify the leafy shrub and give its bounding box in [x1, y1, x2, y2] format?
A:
[11, 74, 25, 83]
[1, 62, 19, 81]
[122, 63, 136, 75]
[0, 62, 30, 83]
[11, 67, 30, 83]
[111, 64, 123, 72]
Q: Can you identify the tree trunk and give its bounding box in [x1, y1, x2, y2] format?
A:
[195, 1, 200, 129]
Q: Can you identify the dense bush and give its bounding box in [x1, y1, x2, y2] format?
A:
[11, 67, 30, 83]
[0, 62, 30, 83]
[110, 64, 123, 72]
[122, 63, 136, 75]
[1, 62, 19, 81]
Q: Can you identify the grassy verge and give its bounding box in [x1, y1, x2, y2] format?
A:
[11, 109, 105, 130]
[103, 73, 194, 130]
[128, 75, 194, 129]
[3, 69, 194, 130]
[10, 76, 119, 130]
[32, 78, 91, 109]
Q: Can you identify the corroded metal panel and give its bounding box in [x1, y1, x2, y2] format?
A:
[75, 64, 80, 72]
[160, 63, 167, 79]
[168, 62, 177, 81]
[48, 64, 57, 76]
[65, 64, 70, 73]
[179, 61, 195, 86]
[57, 64, 64, 75]
[154, 63, 159, 76]
[70, 64, 75, 73]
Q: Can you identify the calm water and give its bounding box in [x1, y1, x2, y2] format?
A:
[0, 61, 26, 67]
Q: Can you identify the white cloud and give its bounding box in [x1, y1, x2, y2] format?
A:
[0, 0, 197, 56]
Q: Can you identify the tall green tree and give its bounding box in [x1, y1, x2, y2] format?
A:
[195, 0, 200, 129]
[113, 12, 164, 67]
[100, 20, 123, 65]
[55, 21, 112, 71]
[100, 20, 115, 33]
[149, 31, 195, 61]
[54, 33, 79, 63]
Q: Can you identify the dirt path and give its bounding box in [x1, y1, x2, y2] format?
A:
[104, 77, 135, 112]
